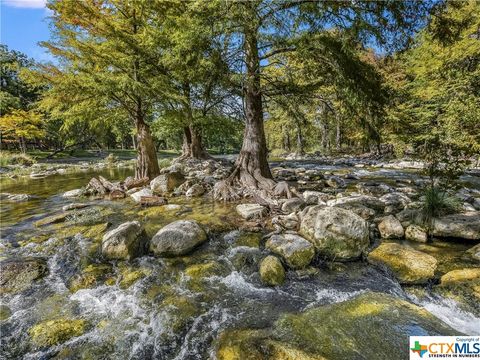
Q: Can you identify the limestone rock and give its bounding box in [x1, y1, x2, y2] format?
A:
[299, 206, 369, 261]
[378, 215, 404, 239]
[405, 225, 428, 243]
[432, 212, 480, 240]
[150, 220, 207, 257]
[101, 221, 148, 260]
[259, 256, 285, 286]
[236, 204, 267, 220]
[150, 171, 185, 195]
[368, 242, 437, 284]
[265, 233, 315, 269]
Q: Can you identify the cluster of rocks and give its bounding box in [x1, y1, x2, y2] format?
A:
[102, 220, 208, 260]
[234, 165, 480, 287]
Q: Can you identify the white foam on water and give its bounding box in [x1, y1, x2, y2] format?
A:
[217, 271, 274, 294]
[415, 296, 480, 335]
[305, 288, 366, 309]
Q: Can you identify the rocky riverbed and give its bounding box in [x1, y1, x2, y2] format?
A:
[0, 157, 479, 359]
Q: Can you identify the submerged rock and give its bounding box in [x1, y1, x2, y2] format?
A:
[265, 234, 315, 269]
[236, 203, 267, 220]
[150, 220, 207, 257]
[299, 206, 369, 261]
[62, 188, 84, 198]
[367, 242, 437, 284]
[150, 171, 185, 195]
[215, 292, 457, 360]
[432, 212, 480, 240]
[29, 318, 86, 347]
[440, 268, 480, 286]
[101, 221, 148, 260]
[0, 192, 32, 202]
[378, 215, 404, 239]
[405, 225, 428, 243]
[259, 256, 285, 286]
[0, 257, 48, 294]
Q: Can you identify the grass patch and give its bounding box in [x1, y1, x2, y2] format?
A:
[421, 186, 461, 227]
[0, 151, 36, 166]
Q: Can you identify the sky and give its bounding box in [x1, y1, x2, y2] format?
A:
[0, 0, 53, 62]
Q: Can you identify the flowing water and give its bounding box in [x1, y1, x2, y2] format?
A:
[0, 163, 479, 359]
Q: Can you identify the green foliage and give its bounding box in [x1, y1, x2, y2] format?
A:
[421, 186, 461, 228]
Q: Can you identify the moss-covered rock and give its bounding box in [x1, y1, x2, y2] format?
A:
[0, 257, 48, 294]
[440, 268, 480, 286]
[265, 234, 315, 269]
[34, 213, 69, 227]
[184, 261, 228, 292]
[160, 295, 200, 332]
[259, 256, 285, 286]
[367, 242, 437, 284]
[0, 304, 12, 321]
[234, 232, 262, 248]
[272, 292, 457, 360]
[216, 292, 458, 360]
[29, 318, 86, 347]
[118, 265, 151, 289]
[69, 264, 113, 293]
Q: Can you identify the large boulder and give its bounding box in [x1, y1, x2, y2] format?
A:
[265, 234, 315, 269]
[378, 215, 404, 239]
[0, 257, 48, 294]
[367, 242, 437, 284]
[101, 221, 148, 260]
[432, 212, 480, 240]
[150, 171, 185, 195]
[215, 292, 457, 360]
[236, 204, 267, 220]
[299, 206, 369, 261]
[150, 220, 207, 257]
[259, 256, 285, 286]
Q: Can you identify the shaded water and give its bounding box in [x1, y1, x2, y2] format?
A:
[0, 164, 479, 359]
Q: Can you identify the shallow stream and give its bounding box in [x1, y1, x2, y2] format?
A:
[1, 163, 479, 359]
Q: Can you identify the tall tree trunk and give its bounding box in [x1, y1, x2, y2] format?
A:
[336, 114, 341, 151]
[296, 122, 305, 155]
[135, 117, 159, 180]
[181, 125, 211, 160]
[321, 117, 329, 152]
[231, 18, 273, 189]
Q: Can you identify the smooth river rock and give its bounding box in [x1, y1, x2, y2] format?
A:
[150, 171, 185, 195]
[378, 215, 404, 239]
[265, 233, 315, 269]
[259, 255, 285, 286]
[236, 204, 267, 220]
[150, 220, 207, 257]
[101, 221, 148, 260]
[299, 206, 369, 261]
[367, 242, 437, 284]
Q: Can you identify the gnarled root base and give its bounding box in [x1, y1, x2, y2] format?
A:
[214, 164, 294, 208]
